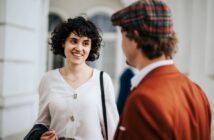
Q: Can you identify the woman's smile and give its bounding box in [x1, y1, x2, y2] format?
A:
[71, 51, 83, 58]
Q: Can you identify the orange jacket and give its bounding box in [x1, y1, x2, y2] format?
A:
[114, 65, 211, 140]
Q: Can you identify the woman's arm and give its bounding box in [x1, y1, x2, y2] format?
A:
[35, 74, 51, 130]
[103, 73, 119, 140]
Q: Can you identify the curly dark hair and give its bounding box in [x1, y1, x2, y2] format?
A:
[123, 29, 178, 59]
[49, 16, 102, 61]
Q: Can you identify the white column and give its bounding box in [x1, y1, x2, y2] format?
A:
[205, 0, 214, 77]
[0, 0, 49, 139]
[166, 0, 192, 75]
[189, 0, 207, 84]
[204, 0, 214, 99]
[205, 0, 214, 138]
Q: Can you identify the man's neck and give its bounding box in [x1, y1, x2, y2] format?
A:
[136, 55, 168, 70]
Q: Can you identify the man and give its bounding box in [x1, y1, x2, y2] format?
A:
[111, 0, 211, 139]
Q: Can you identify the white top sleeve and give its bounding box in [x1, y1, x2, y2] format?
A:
[35, 74, 51, 128]
[102, 72, 119, 140]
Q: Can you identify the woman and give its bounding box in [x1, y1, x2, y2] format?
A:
[37, 16, 119, 140]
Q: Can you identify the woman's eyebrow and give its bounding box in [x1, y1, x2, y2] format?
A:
[69, 33, 80, 38]
[83, 39, 90, 41]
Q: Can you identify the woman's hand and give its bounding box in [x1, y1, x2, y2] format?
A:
[40, 129, 58, 140]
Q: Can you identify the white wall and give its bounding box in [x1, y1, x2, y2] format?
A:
[0, 0, 49, 139]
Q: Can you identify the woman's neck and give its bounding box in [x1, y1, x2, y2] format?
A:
[60, 62, 93, 89]
[63, 62, 89, 75]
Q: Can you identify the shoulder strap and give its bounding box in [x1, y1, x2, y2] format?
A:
[100, 71, 108, 140]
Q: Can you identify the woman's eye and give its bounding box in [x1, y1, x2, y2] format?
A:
[70, 39, 77, 44]
[83, 42, 88, 46]
[83, 41, 90, 46]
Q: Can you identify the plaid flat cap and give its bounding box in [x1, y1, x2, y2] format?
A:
[111, 0, 173, 38]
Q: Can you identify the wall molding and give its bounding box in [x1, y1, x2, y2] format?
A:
[0, 92, 38, 108]
[0, 22, 34, 31]
[0, 59, 34, 64]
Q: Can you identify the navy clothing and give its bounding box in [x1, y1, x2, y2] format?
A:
[117, 68, 134, 115]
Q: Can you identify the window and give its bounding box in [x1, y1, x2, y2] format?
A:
[89, 13, 118, 84]
[48, 13, 64, 70]
[90, 14, 116, 33]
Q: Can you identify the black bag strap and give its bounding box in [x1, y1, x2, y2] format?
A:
[100, 71, 108, 140]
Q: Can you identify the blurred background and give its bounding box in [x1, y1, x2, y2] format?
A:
[0, 0, 213, 139]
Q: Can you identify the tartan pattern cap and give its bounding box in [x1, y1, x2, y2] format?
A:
[111, 0, 173, 38]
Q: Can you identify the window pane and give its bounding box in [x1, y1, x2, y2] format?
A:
[102, 40, 116, 80]
[90, 14, 116, 33]
[52, 55, 64, 69]
[48, 13, 64, 70]
[48, 13, 63, 33]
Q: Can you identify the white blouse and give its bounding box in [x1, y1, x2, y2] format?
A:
[35, 69, 119, 140]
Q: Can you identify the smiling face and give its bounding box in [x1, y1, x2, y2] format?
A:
[63, 32, 92, 65]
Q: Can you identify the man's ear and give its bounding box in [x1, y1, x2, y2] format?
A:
[134, 30, 139, 36]
[132, 30, 140, 49]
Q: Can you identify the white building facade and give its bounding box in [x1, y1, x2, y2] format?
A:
[0, 0, 49, 139]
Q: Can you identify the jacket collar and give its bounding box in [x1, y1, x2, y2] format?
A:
[131, 60, 174, 90]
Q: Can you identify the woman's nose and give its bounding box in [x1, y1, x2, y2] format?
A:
[75, 43, 83, 50]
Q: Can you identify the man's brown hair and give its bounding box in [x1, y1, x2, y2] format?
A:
[124, 29, 178, 59]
